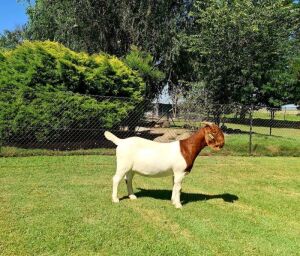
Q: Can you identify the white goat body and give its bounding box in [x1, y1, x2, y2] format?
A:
[105, 131, 187, 177]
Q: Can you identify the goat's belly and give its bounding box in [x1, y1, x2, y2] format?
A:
[135, 169, 173, 178]
[132, 160, 173, 177]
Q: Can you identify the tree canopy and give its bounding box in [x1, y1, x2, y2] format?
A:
[25, 0, 189, 60]
[1, 0, 299, 106]
[180, 0, 299, 107]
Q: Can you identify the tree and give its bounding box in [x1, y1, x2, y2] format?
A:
[0, 26, 26, 49]
[289, 56, 300, 107]
[25, 0, 190, 97]
[124, 46, 165, 98]
[26, 0, 123, 54]
[26, 0, 189, 57]
[182, 0, 299, 107]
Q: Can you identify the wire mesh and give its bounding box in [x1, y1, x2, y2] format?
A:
[0, 90, 299, 156]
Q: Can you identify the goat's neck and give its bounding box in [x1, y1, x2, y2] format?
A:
[179, 128, 207, 172]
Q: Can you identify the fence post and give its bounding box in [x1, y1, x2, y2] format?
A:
[249, 105, 253, 156]
[269, 109, 275, 136]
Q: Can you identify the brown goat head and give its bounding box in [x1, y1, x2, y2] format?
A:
[202, 122, 225, 151]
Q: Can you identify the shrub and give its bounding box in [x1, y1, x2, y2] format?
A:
[0, 41, 145, 146]
[0, 41, 145, 98]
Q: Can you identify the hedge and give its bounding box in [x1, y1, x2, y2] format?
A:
[0, 41, 145, 146]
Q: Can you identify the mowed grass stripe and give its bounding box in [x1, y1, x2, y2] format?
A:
[0, 155, 299, 255]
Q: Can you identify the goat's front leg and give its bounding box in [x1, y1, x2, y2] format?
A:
[172, 172, 185, 208]
[125, 171, 137, 200]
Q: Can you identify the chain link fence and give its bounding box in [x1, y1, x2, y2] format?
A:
[0, 91, 299, 156]
[174, 103, 300, 155]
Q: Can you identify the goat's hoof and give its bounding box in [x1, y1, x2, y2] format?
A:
[112, 198, 120, 203]
[129, 194, 137, 200]
[175, 203, 182, 209]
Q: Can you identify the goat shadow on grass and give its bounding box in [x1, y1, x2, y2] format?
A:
[128, 188, 239, 205]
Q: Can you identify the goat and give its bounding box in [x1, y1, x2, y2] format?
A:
[104, 122, 225, 208]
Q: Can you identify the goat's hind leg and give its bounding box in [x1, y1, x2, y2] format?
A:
[125, 171, 137, 200]
[112, 163, 130, 203]
[112, 173, 123, 203]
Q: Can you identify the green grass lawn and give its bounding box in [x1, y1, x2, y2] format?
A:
[0, 155, 299, 255]
[223, 109, 300, 121]
[225, 123, 300, 139]
[221, 124, 300, 157]
[252, 109, 299, 121]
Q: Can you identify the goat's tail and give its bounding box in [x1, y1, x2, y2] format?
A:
[104, 131, 121, 145]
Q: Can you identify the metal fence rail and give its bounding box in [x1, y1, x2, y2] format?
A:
[0, 91, 299, 156]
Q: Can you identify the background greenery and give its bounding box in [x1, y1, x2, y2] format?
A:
[0, 41, 145, 144]
[1, 0, 299, 106]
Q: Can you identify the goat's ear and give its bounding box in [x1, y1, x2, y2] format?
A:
[208, 133, 214, 140]
[205, 133, 215, 146]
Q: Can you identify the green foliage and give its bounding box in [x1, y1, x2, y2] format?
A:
[0, 89, 134, 143]
[26, 0, 188, 58]
[0, 41, 145, 144]
[0, 26, 26, 50]
[124, 46, 165, 98]
[24, 0, 191, 96]
[181, 0, 299, 107]
[0, 40, 145, 97]
[16, 0, 300, 105]
[289, 56, 300, 107]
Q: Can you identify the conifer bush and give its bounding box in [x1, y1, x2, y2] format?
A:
[0, 41, 145, 145]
